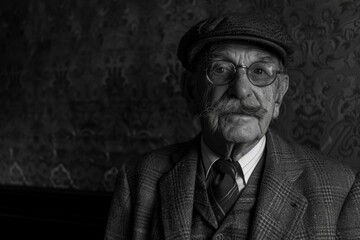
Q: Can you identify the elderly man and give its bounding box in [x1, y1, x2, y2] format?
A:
[105, 13, 360, 239]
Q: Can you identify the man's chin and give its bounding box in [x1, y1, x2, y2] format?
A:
[223, 113, 257, 125]
[220, 127, 260, 144]
[223, 135, 257, 144]
[203, 115, 262, 143]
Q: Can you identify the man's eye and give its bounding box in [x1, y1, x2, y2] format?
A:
[253, 68, 266, 75]
[211, 64, 232, 75]
[250, 62, 276, 76]
[213, 67, 226, 73]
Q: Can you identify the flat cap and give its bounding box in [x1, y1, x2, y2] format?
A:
[177, 13, 295, 71]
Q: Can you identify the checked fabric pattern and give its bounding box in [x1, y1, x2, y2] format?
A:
[105, 131, 360, 239]
[207, 159, 245, 223]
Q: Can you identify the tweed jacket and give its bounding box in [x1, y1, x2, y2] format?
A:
[105, 130, 360, 240]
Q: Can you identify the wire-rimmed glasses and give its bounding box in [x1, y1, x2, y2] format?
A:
[205, 60, 282, 87]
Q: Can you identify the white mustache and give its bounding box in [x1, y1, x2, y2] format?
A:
[199, 98, 267, 119]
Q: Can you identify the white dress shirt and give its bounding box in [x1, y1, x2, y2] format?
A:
[201, 136, 266, 189]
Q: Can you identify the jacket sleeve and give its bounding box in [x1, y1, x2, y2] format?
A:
[104, 164, 132, 240]
[336, 172, 360, 239]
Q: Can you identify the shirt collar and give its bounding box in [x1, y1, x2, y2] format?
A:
[201, 135, 266, 184]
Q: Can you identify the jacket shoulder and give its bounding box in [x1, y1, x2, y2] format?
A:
[297, 144, 356, 186]
[268, 130, 357, 188]
[122, 137, 198, 178]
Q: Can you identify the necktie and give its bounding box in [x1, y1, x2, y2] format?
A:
[207, 159, 244, 223]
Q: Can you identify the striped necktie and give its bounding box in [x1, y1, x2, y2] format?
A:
[207, 158, 244, 223]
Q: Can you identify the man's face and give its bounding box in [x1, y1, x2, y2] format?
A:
[191, 41, 289, 149]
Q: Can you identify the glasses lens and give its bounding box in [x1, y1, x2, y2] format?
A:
[206, 61, 235, 85]
[248, 62, 277, 85]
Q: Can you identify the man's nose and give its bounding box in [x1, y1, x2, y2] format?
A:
[228, 68, 253, 99]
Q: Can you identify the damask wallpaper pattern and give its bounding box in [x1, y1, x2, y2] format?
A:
[0, 0, 359, 191]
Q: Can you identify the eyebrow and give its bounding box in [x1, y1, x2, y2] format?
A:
[208, 52, 278, 64]
[258, 56, 277, 62]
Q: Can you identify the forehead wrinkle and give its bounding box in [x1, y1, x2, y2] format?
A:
[207, 43, 279, 66]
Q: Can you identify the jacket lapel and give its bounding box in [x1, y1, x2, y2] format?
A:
[251, 131, 308, 240]
[193, 159, 218, 229]
[159, 139, 200, 240]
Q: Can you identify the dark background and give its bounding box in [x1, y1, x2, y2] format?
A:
[0, 0, 360, 239]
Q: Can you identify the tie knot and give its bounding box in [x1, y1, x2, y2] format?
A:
[212, 159, 242, 180]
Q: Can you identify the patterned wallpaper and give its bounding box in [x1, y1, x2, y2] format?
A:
[0, 0, 359, 191]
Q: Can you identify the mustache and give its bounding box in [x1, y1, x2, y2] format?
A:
[199, 98, 268, 119]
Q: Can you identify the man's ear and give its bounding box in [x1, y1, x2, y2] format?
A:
[181, 70, 198, 115]
[273, 74, 289, 118]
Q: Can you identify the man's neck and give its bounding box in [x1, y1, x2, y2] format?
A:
[201, 135, 266, 183]
[202, 134, 262, 160]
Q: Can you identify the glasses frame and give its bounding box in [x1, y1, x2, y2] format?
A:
[205, 60, 283, 87]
